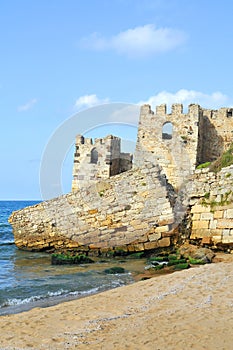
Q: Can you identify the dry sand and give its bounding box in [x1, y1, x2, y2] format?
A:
[1, 256, 233, 350]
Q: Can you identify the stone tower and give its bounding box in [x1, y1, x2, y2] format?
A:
[72, 134, 132, 191]
[134, 103, 201, 189]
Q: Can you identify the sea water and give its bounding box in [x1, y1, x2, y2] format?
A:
[0, 201, 144, 315]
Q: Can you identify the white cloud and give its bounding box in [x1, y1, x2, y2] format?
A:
[18, 98, 37, 112]
[73, 90, 231, 124]
[74, 94, 109, 111]
[80, 24, 187, 58]
[138, 89, 230, 110]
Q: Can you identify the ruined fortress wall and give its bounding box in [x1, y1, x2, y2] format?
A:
[9, 164, 176, 255]
[134, 104, 200, 189]
[189, 165, 233, 246]
[10, 103, 233, 254]
[72, 135, 132, 192]
[197, 107, 233, 164]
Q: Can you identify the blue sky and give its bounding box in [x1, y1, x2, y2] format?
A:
[1, 0, 233, 200]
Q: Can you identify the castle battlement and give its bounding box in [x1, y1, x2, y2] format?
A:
[72, 134, 132, 191]
[73, 103, 233, 192]
[135, 103, 233, 189]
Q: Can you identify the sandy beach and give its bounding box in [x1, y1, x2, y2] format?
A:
[1, 256, 233, 350]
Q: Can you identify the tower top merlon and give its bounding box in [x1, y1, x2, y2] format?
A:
[156, 104, 167, 115]
[188, 104, 201, 115]
[171, 103, 183, 114]
[75, 135, 85, 145]
[140, 104, 153, 115]
[84, 137, 93, 145]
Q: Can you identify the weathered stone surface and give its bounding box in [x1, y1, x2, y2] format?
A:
[72, 135, 132, 191]
[188, 165, 233, 248]
[8, 103, 233, 254]
[179, 243, 215, 262]
[193, 248, 215, 263]
[9, 164, 177, 254]
[201, 237, 212, 245]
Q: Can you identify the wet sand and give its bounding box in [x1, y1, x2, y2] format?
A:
[1, 255, 233, 350]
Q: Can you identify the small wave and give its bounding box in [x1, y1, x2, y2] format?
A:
[0, 289, 69, 308]
[69, 286, 100, 297]
[1, 296, 44, 308]
[0, 223, 11, 228]
[47, 289, 69, 297]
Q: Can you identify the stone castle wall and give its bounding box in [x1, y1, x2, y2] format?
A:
[9, 164, 177, 255]
[72, 134, 132, 191]
[9, 103, 233, 254]
[198, 107, 233, 164]
[134, 104, 200, 189]
[189, 165, 233, 247]
[134, 103, 233, 190]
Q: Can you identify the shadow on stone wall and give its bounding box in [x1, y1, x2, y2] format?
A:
[198, 116, 224, 164]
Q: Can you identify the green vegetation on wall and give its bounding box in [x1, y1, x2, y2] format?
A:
[210, 142, 233, 172]
[196, 162, 211, 169]
[201, 190, 233, 209]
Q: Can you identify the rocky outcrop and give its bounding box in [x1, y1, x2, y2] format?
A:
[9, 163, 178, 255]
[178, 243, 215, 263]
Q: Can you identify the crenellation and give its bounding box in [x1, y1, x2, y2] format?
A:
[140, 104, 153, 115]
[75, 134, 85, 144]
[171, 103, 183, 114]
[156, 104, 166, 115]
[84, 137, 93, 145]
[188, 103, 201, 116]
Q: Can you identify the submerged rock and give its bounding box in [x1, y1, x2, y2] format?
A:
[104, 267, 126, 274]
[51, 253, 94, 265]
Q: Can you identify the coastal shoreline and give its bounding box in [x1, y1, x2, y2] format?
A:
[1, 254, 233, 350]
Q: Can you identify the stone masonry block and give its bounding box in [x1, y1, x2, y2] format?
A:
[190, 229, 210, 239]
[217, 219, 233, 229]
[155, 225, 169, 233]
[214, 211, 224, 219]
[192, 213, 200, 220]
[133, 243, 145, 251]
[225, 209, 233, 219]
[201, 237, 212, 245]
[191, 205, 211, 214]
[209, 220, 217, 229]
[200, 213, 214, 220]
[158, 237, 170, 248]
[192, 220, 209, 229]
[144, 241, 159, 250]
[222, 237, 233, 244]
[223, 229, 230, 236]
[211, 235, 222, 244]
[148, 232, 162, 242]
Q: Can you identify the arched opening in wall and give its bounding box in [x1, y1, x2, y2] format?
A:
[90, 148, 98, 164]
[162, 122, 173, 140]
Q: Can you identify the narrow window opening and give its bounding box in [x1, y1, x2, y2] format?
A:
[90, 148, 98, 164]
[162, 122, 173, 140]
